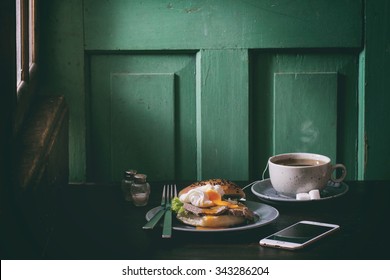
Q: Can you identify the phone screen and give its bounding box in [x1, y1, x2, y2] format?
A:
[266, 222, 336, 244]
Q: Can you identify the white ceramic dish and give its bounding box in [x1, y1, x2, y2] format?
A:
[145, 201, 279, 232]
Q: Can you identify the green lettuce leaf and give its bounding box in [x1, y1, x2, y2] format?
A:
[171, 197, 184, 214]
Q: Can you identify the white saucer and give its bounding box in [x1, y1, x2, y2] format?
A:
[251, 179, 349, 203]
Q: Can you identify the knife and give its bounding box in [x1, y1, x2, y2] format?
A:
[142, 185, 168, 230]
[142, 206, 166, 230]
[162, 206, 172, 238]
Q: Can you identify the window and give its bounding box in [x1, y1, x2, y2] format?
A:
[16, 0, 37, 96]
[16, 0, 22, 86]
[14, 0, 38, 135]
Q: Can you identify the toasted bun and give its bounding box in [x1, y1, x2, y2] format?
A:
[176, 212, 246, 228]
[179, 179, 246, 199]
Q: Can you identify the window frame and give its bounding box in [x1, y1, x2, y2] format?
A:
[15, 0, 38, 135]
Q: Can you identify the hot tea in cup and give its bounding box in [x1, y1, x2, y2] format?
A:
[268, 152, 347, 196]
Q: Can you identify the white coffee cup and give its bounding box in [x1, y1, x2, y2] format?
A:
[268, 152, 347, 196]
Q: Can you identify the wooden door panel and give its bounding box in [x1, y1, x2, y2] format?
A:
[252, 52, 359, 179]
[84, 0, 362, 50]
[88, 54, 196, 182]
[42, 1, 365, 182]
[111, 73, 175, 181]
[274, 72, 338, 161]
[197, 49, 249, 180]
[83, 1, 362, 182]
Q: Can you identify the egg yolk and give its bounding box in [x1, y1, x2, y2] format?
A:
[206, 190, 238, 208]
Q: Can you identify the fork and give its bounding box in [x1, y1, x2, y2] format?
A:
[142, 185, 168, 230]
[162, 184, 177, 238]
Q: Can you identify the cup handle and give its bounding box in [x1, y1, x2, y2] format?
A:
[331, 164, 347, 183]
[262, 160, 270, 180]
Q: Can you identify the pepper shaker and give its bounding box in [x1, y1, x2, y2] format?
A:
[131, 174, 150, 206]
[121, 170, 137, 201]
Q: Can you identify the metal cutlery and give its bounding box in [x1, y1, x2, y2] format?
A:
[142, 184, 177, 237]
[162, 184, 177, 238]
[142, 185, 168, 229]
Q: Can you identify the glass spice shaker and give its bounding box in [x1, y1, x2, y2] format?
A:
[131, 174, 150, 206]
[121, 170, 137, 202]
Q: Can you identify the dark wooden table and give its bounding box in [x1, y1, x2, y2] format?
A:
[45, 181, 390, 259]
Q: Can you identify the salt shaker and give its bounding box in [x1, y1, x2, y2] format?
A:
[121, 170, 137, 201]
[131, 174, 150, 206]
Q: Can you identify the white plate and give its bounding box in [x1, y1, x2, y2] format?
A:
[145, 201, 279, 233]
[251, 179, 349, 203]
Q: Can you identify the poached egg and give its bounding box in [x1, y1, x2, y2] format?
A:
[179, 184, 238, 208]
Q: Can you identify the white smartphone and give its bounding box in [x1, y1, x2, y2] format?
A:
[259, 220, 340, 250]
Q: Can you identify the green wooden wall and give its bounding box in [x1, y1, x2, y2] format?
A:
[88, 54, 197, 181]
[362, 1, 390, 179]
[38, 0, 390, 182]
[40, 0, 85, 181]
[251, 51, 359, 181]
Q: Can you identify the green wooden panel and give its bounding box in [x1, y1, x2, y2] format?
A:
[273, 73, 337, 161]
[362, 0, 390, 179]
[252, 52, 359, 180]
[39, 0, 367, 183]
[88, 54, 196, 182]
[84, 0, 362, 50]
[197, 49, 249, 180]
[111, 73, 175, 181]
[39, 0, 85, 182]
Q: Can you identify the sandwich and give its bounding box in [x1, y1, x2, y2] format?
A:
[171, 179, 255, 228]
